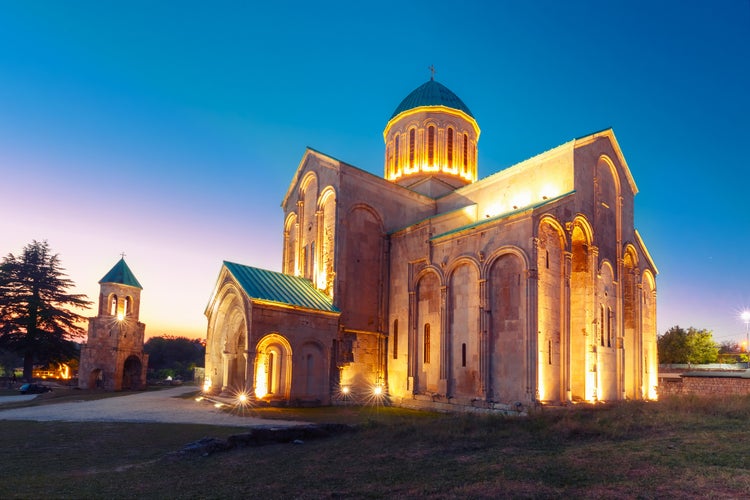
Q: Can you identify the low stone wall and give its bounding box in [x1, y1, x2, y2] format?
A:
[659, 372, 750, 397]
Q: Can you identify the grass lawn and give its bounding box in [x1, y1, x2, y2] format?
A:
[1, 392, 750, 498]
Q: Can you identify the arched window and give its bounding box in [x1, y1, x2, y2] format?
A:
[427, 125, 435, 166]
[124, 296, 132, 316]
[409, 129, 416, 168]
[600, 305, 605, 347]
[463, 133, 469, 170]
[394, 135, 400, 169]
[607, 307, 613, 348]
[393, 319, 398, 359]
[423, 323, 431, 364]
[461, 343, 466, 367]
[447, 127, 454, 167]
[110, 295, 118, 316]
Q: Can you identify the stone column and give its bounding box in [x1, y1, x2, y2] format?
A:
[439, 285, 449, 396]
[563, 251, 572, 403]
[408, 289, 417, 393]
[478, 278, 488, 398]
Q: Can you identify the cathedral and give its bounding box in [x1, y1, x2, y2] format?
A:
[204, 78, 658, 411]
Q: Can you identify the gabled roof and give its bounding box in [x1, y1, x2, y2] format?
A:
[99, 258, 142, 289]
[223, 261, 339, 313]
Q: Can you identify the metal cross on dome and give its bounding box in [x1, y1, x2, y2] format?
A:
[428, 65, 436, 81]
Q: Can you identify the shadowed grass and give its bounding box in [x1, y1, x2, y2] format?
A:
[1, 395, 750, 498]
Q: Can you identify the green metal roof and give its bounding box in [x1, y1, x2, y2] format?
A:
[391, 80, 474, 118]
[99, 258, 143, 289]
[224, 261, 339, 313]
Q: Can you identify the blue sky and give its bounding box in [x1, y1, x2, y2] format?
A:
[1, 1, 749, 342]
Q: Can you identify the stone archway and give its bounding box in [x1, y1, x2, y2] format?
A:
[87, 368, 103, 389]
[254, 334, 293, 402]
[122, 356, 143, 390]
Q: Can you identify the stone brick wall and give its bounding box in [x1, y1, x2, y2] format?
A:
[659, 375, 750, 396]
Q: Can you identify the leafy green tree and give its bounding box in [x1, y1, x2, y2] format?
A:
[0, 241, 91, 381]
[658, 325, 718, 364]
[144, 335, 205, 380]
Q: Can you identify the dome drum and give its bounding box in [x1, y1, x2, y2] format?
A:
[383, 80, 480, 192]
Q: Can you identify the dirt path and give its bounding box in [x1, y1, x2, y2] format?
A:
[0, 386, 306, 427]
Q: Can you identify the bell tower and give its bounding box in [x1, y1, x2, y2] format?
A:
[78, 257, 149, 391]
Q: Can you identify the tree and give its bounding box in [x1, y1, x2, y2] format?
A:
[658, 325, 718, 364]
[0, 241, 91, 381]
[144, 335, 205, 380]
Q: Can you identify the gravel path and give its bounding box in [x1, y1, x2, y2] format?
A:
[0, 386, 307, 427]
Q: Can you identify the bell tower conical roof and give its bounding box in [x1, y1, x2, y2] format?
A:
[99, 258, 143, 289]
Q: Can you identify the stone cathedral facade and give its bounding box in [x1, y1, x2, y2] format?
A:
[204, 79, 658, 411]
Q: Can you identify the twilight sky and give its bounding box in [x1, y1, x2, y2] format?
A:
[1, 1, 749, 343]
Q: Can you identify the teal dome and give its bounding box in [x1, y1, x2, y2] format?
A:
[391, 80, 474, 119]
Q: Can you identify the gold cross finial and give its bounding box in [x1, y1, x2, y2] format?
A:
[429, 65, 435, 81]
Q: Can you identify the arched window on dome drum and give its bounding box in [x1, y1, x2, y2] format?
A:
[394, 135, 400, 169]
[447, 128, 454, 167]
[463, 133, 469, 171]
[427, 125, 435, 166]
[409, 129, 416, 168]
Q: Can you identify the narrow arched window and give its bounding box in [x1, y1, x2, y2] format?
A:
[447, 127, 454, 167]
[463, 133, 469, 170]
[124, 296, 132, 316]
[394, 135, 400, 169]
[607, 307, 613, 347]
[409, 128, 416, 168]
[423, 323, 431, 364]
[393, 319, 398, 359]
[427, 125, 435, 166]
[600, 306, 605, 346]
[461, 343, 466, 367]
[110, 295, 118, 316]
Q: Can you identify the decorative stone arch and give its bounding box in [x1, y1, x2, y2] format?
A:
[297, 338, 328, 400]
[569, 214, 595, 401]
[537, 215, 568, 248]
[283, 212, 299, 275]
[537, 217, 566, 403]
[622, 244, 640, 399]
[445, 256, 481, 399]
[413, 267, 443, 394]
[317, 187, 337, 296]
[298, 170, 319, 199]
[641, 270, 658, 399]
[597, 259, 617, 400]
[482, 245, 530, 279]
[484, 246, 529, 404]
[341, 203, 386, 332]
[298, 172, 319, 281]
[597, 154, 622, 197]
[206, 283, 248, 393]
[254, 333, 293, 402]
[595, 155, 621, 261]
[121, 355, 144, 390]
[569, 214, 594, 248]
